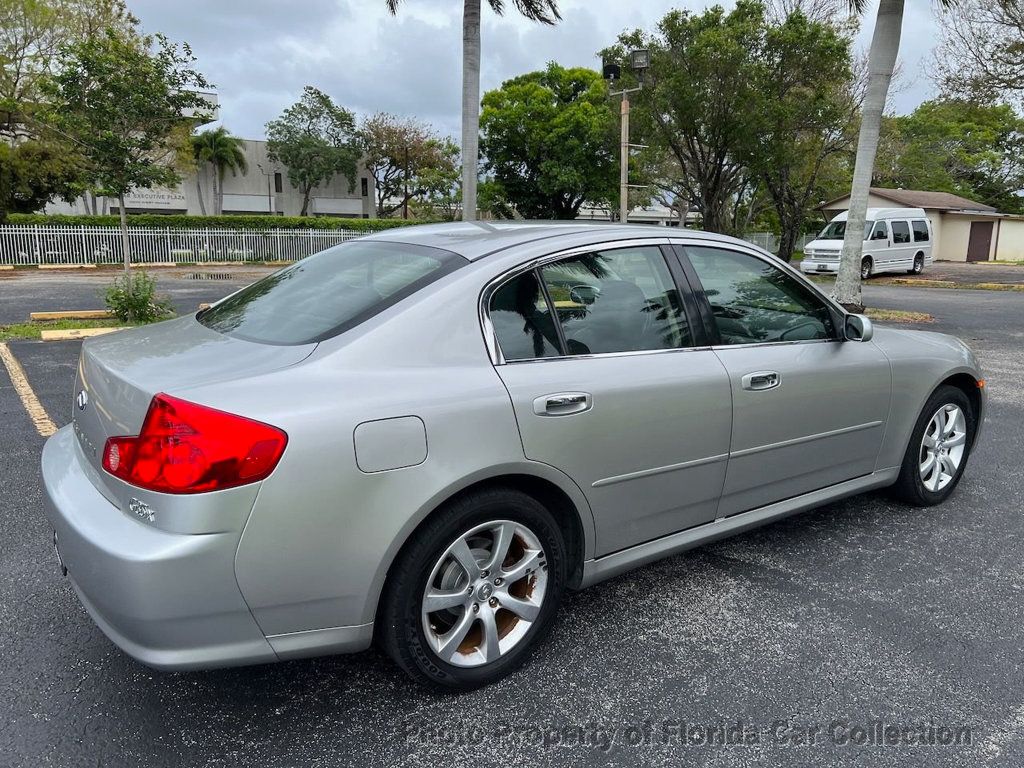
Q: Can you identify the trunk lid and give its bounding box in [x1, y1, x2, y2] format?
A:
[71, 315, 314, 492]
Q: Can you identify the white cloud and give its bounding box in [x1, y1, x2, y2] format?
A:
[128, 0, 941, 140]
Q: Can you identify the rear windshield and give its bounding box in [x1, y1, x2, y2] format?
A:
[198, 240, 465, 345]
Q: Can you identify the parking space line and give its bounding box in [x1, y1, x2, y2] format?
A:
[0, 341, 57, 437]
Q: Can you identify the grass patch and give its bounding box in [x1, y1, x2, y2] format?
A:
[0, 318, 141, 341]
[864, 308, 934, 324]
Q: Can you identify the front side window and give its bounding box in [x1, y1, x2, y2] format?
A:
[199, 240, 464, 345]
[685, 246, 836, 345]
[891, 220, 911, 244]
[912, 220, 930, 242]
[870, 221, 888, 241]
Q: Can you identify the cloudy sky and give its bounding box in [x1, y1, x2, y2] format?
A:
[130, 0, 942, 141]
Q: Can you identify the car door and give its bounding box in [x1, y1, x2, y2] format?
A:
[868, 220, 891, 269]
[890, 220, 914, 270]
[678, 244, 892, 517]
[487, 242, 733, 555]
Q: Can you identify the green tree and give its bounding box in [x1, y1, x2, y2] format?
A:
[873, 99, 1024, 214]
[0, 0, 138, 137]
[745, 9, 856, 261]
[604, 2, 769, 233]
[265, 86, 360, 216]
[480, 62, 618, 219]
[39, 30, 212, 272]
[192, 126, 248, 216]
[0, 139, 84, 221]
[359, 113, 459, 217]
[410, 161, 462, 221]
[385, 0, 561, 221]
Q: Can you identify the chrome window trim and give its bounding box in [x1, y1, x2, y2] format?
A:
[478, 235, 851, 366]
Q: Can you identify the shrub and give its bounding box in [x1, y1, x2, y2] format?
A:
[7, 213, 433, 232]
[104, 270, 173, 323]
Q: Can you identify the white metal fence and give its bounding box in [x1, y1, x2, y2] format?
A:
[740, 232, 819, 255]
[0, 225, 361, 266]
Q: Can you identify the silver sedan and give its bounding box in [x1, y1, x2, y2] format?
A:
[42, 223, 985, 690]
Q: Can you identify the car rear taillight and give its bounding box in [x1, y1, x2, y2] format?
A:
[102, 394, 287, 494]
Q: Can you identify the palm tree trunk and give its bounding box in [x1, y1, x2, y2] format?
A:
[461, 0, 481, 222]
[833, 0, 904, 311]
[195, 167, 207, 216]
[217, 166, 226, 216]
[117, 192, 130, 274]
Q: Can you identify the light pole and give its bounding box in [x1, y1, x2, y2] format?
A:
[257, 163, 274, 215]
[604, 49, 650, 224]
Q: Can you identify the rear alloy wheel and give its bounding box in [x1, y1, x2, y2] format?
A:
[379, 488, 566, 691]
[908, 254, 924, 275]
[861, 257, 873, 280]
[892, 385, 975, 506]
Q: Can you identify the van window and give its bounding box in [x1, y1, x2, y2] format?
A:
[198, 240, 465, 345]
[912, 220, 930, 242]
[819, 220, 874, 241]
[891, 221, 911, 244]
[870, 221, 888, 241]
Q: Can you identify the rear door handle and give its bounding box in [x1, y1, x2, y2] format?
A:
[741, 371, 781, 391]
[533, 392, 592, 416]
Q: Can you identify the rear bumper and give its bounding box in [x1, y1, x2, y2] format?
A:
[41, 426, 278, 671]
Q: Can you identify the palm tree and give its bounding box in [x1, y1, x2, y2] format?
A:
[192, 127, 249, 216]
[833, 0, 955, 310]
[386, 0, 561, 221]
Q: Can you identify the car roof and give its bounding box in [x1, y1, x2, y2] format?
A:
[357, 220, 752, 261]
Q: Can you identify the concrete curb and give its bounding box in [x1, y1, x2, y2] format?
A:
[30, 310, 113, 321]
[40, 327, 125, 341]
[37, 264, 97, 270]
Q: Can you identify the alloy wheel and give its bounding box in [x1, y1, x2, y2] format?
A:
[421, 520, 548, 668]
[919, 403, 967, 492]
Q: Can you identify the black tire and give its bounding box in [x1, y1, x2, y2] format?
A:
[891, 385, 976, 506]
[861, 257, 873, 280]
[908, 253, 924, 275]
[377, 487, 567, 692]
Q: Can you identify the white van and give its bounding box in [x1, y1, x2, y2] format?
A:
[800, 208, 934, 278]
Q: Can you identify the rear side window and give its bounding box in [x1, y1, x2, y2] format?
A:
[891, 221, 911, 244]
[489, 272, 561, 361]
[199, 240, 464, 345]
[912, 220, 930, 242]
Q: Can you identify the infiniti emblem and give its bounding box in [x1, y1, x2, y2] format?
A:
[76, 389, 89, 411]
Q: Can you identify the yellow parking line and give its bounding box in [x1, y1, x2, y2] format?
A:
[0, 341, 57, 437]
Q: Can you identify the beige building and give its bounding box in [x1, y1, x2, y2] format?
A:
[48, 137, 376, 219]
[819, 188, 1024, 262]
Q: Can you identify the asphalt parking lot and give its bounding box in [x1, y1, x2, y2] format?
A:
[1, 276, 1023, 767]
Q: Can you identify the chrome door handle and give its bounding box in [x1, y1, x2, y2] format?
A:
[741, 371, 781, 391]
[533, 392, 592, 416]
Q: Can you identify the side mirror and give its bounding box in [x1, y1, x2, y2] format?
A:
[845, 313, 874, 342]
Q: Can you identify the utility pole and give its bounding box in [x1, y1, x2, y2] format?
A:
[403, 145, 410, 220]
[257, 163, 274, 215]
[604, 49, 649, 224]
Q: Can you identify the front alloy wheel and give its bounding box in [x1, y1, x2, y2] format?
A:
[892, 384, 975, 506]
[919, 404, 967, 492]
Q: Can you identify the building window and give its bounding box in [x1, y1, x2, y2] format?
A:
[361, 178, 369, 197]
[274, 172, 283, 194]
